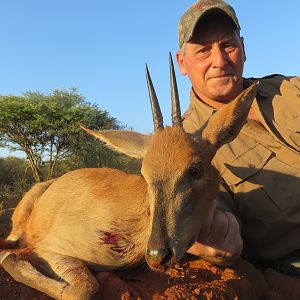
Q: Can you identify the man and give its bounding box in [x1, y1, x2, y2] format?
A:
[177, 0, 300, 276]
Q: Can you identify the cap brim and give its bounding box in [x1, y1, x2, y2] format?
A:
[187, 7, 240, 43]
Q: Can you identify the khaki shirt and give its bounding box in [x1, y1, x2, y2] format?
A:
[183, 75, 300, 262]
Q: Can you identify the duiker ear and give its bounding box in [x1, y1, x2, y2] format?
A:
[81, 126, 151, 158]
[199, 82, 258, 158]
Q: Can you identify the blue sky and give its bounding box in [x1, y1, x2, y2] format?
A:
[0, 0, 299, 157]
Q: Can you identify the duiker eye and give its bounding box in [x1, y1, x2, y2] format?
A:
[189, 162, 204, 180]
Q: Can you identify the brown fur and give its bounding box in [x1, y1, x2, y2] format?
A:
[0, 83, 258, 300]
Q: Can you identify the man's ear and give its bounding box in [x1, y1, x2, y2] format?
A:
[81, 126, 151, 159]
[240, 36, 246, 62]
[176, 50, 188, 76]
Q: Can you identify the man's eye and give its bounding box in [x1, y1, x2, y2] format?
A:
[189, 162, 204, 179]
[199, 47, 209, 52]
[194, 47, 210, 58]
[197, 48, 210, 54]
[223, 43, 236, 52]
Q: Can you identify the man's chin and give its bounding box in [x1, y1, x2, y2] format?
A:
[210, 91, 238, 102]
[208, 84, 242, 102]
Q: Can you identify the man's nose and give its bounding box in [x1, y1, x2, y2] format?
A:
[211, 46, 228, 68]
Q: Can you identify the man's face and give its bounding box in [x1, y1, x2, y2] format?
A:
[176, 15, 246, 103]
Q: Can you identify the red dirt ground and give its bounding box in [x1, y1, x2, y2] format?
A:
[1, 256, 300, 300]
[1, 211, 300, 299]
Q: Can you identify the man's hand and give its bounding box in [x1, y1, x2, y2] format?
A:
[187, 209, 243, 266]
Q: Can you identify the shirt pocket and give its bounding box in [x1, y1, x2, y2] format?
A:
[253, 157, 300, 212]
[221, 143, 300, 212]
[220, 143, 272, 186]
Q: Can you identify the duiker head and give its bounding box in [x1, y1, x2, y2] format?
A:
[82, 53, 257, 271]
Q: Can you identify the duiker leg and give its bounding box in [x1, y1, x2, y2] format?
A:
[7, 179, 56, 243]
[1, 251, 99, 300]
[38, 251, 99, 300]
[0, 251, 68, 299]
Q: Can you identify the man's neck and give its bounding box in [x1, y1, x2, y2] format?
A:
[192, 87, 262, 123]
[192, 88, 232, 109]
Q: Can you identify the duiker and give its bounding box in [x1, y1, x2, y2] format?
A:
[0, 54, 257, 300]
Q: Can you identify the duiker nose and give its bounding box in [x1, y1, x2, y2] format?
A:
[146, 248, 173, 267]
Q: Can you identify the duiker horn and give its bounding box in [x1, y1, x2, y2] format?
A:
[169, 52, 182, 128]
[145, 64, 164, 131]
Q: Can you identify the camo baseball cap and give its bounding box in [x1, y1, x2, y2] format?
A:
[178, 0, 240, 48]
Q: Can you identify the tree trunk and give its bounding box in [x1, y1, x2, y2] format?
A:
[24, 151, 41, 183]
[29, 161, 41, 182]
